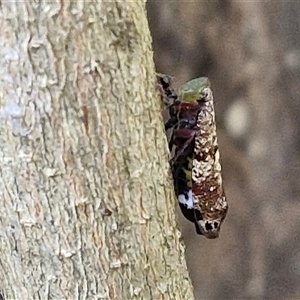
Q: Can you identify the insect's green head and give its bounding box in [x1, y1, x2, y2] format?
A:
[177, 77, 211, 102]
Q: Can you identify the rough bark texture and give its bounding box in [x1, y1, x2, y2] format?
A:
[0, 1, 194, 299]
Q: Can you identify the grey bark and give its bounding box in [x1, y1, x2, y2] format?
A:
[0, 1, 194, 299]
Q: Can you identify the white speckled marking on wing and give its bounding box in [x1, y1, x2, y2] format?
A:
[178, 190, 194, 209]
[191, 86, 228, 238]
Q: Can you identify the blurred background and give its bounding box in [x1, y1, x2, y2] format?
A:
[147, 1, 300, 300]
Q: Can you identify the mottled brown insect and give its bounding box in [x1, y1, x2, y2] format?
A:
[190, 86, 228, 239]
[158, 75, 228, 238]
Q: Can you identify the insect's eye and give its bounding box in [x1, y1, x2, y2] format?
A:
[214, 222, 219, 229]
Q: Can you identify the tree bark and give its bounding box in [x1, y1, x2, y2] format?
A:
[0, 1, 194, 299]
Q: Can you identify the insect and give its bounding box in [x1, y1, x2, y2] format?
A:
[158, 74, 228, 239]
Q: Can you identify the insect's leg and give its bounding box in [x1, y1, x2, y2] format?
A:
[168, 133, 175, 152]
[156, 73, 178, 107]
[165, 116, 178, 131]
[156, 73, 173, 90]
[171, 129, 197, 162]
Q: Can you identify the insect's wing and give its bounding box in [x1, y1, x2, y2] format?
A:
[191, 86, 228, 239]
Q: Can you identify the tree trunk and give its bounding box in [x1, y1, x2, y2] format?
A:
[0, 1, 194, 299]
